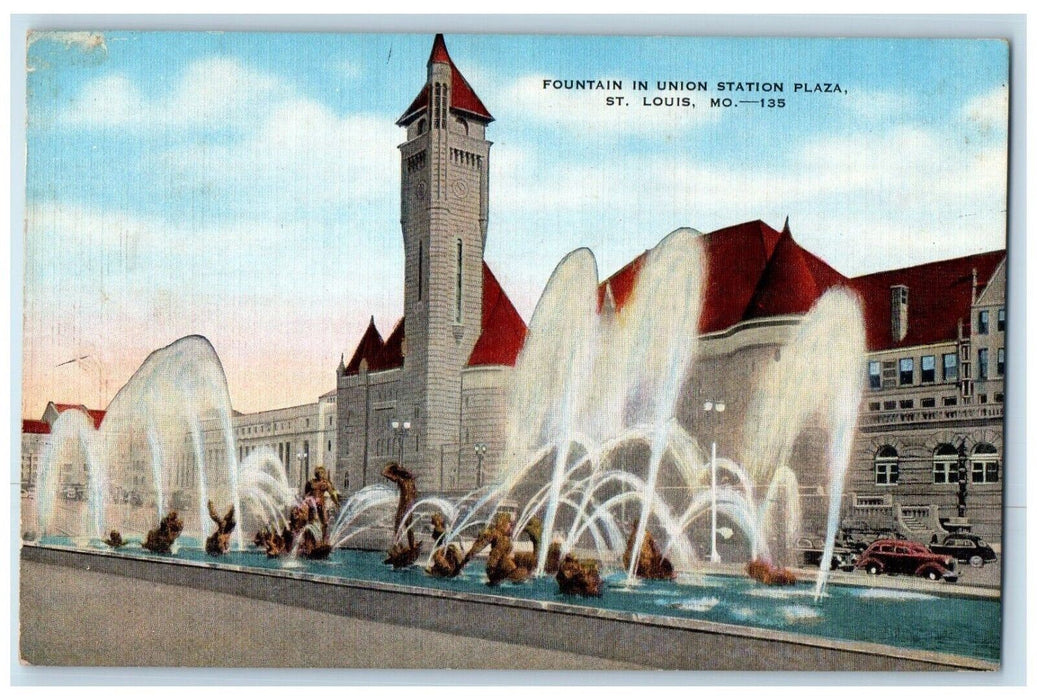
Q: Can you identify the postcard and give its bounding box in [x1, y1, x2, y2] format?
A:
[18, 28, 1008, 671]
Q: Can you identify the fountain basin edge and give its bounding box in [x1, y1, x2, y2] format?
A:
[20, 544, 996, 671]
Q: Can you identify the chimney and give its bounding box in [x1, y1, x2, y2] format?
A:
[890, 285, 909, 342]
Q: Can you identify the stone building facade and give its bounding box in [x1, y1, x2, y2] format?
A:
[847, 257, 1005, 541]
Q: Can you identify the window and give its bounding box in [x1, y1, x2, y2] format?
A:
[418, 240, 424, 301]
[899, 399, 914, 409]
[972, 443, 999, 483]
[868, 361, 881, 390]
[455, 239, 464, 323]
[943, 396, 957, 407]
[979, 394, 988, 404]
[943, 353, 958, 381]
[875, 446, 899, 485]
[921, 355, 935, 383]
[899, 358, 914, 385]
[997, 307, 1005, 332]
[868, 401, 881, 411]
[978, 348, 989, 380]
[997, 348, 1005, 376]
[995, 393, 1004, 403]
[883, 401, 896, 410]
[933, 444, 958, 484]
[977, 310, 989, 334]
[921, 397, 936, 408]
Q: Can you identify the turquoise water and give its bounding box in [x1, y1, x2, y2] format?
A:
[36, 537, 1000, 663]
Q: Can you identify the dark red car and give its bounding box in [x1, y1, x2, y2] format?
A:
[854, 539, 958, 582]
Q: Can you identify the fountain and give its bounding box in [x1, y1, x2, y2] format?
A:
[29, 230, 994, 664]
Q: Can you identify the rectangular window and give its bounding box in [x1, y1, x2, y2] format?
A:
[972, 462, 999, 484]
[455, 239, 463, 323]
[943, 396, 957, 407]
[997, 307, 1005, 332]
[933, 461, 954, 484]
[868, 361, 881, 390]
[868, 402, 881, 411]
[921, 355, 935, 383]
[978, 348, 989, 380]
[899, 400, 914, 409]
[997, 348, 1005, 376]
[943, 353, 958, 381]
[977, 310, 989, 334]
[995, 393, 1004, 403]
[875, 463, 899, 485]
[921, 397, 936, 408]
[882, 400, 896, 410]
[899, 357, 914, 385]
[417, 240, 423, 301]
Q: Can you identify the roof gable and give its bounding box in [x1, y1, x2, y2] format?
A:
[343, 317, 385, 375]
[371, 317, 405, 371]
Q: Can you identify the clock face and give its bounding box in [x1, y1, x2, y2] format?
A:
[451, 179, 468, 200]
[414, 180, 427, 200]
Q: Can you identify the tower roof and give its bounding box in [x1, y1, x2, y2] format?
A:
[343, 317, 385, 375]
[397, 34, 494, 126]
[742, 227, 847, 320]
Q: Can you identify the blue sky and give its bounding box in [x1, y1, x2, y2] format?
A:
[22, 31, 1008, 415]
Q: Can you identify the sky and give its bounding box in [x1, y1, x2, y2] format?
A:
[21, 31, 1009, 417]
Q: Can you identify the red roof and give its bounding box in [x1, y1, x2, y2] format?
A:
[22, 419, 50, 435]
[49, 403, 105, 429]
[743, 228, 848, 320]
[343, 317, 385, 375]
[848, 251, 1004, 351]
[397, 34, 494, 126]
[600, 220, 790, 333]
[371, 317, 406, 371]
[468, 263, 529, 367]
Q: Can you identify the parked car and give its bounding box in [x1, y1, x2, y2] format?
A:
[795, 536, 858, 571]
[854, 538, 958, 582]
[928, 534, 997, 568]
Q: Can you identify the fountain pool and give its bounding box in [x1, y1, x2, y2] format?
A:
[32, 536, 1000, 664]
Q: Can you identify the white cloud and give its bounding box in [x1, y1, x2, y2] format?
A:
[962, 85, 1009, 134]
[63, 56, 283, 130]
[155, 99, 399, 218]
[841, 89, 913, 122]
[487, 118, 1007, 295]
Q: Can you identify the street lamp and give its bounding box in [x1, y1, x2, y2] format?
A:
[956, 440, 969, 518]
[474, 443, 488, 488]
[296, 451, 308, 488]
[391, 420, 411, 467]
[703, 400, 726, 563]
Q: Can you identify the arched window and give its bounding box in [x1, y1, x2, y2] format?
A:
[972, 443, 999, 483]
[456, 116, 469, 135]
[417, 118, 427, 134]
[874, 446, 899, 485]
[933, 444, 957, 484]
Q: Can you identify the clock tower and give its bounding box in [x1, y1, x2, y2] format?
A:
[395, 34, 494, 484]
